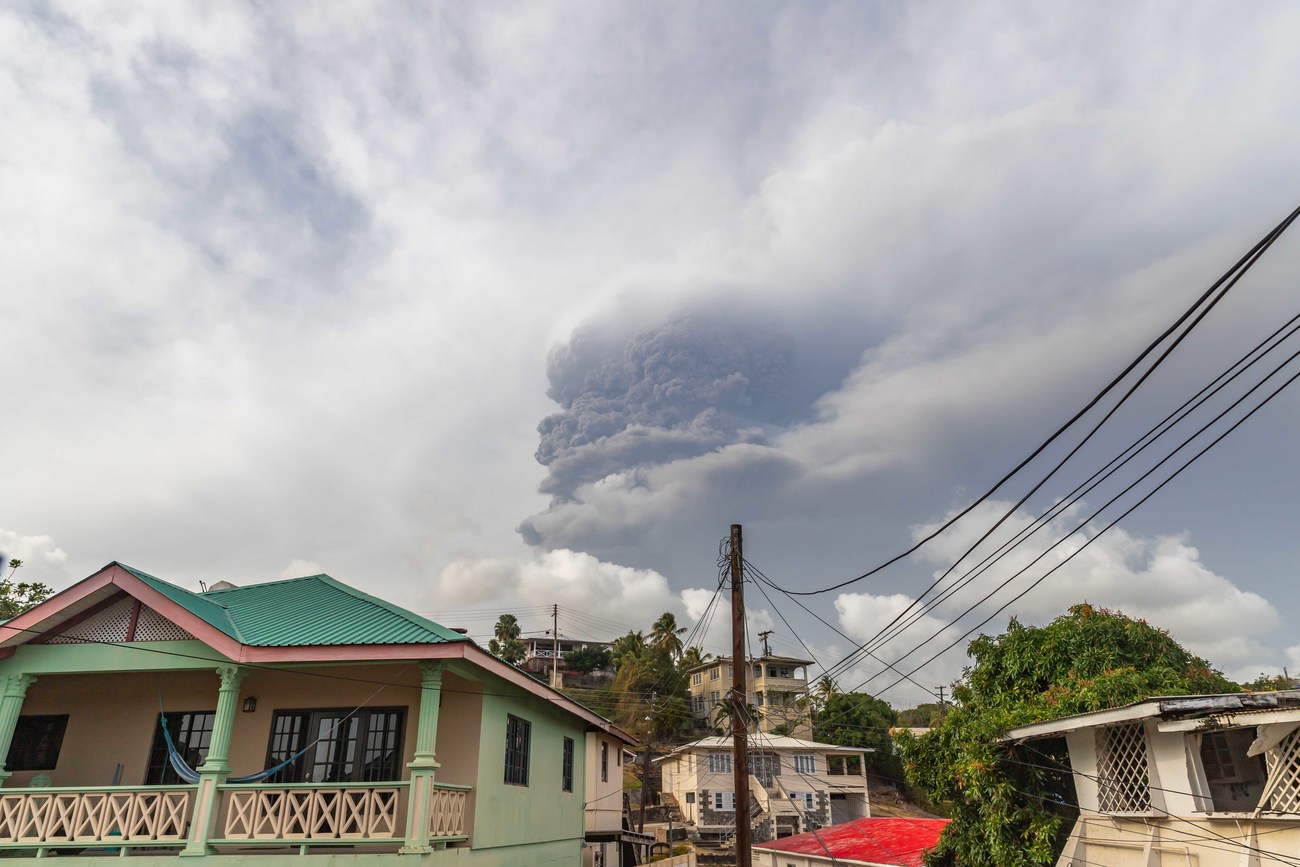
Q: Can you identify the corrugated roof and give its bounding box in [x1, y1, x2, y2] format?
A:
[753, 818, 949, 867]
[118, 564, 244, 642]
[118, 563, 468, 648]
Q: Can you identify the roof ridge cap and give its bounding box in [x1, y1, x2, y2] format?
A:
[313, 575, 468, 641]
[113, 562, 245, 643]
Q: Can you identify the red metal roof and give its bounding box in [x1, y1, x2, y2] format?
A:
[753, 817, 949, 867]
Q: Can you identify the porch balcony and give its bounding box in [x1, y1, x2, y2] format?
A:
[0, 779, 470, 853]
[0, 661, 480, 857]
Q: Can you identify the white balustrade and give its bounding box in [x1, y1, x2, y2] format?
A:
[0, 787, 191, 844]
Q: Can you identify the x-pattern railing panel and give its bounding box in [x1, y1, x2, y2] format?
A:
[429, 787, 466, 837]
[0, 789, 190, 844]
[222, 785, 401, 841]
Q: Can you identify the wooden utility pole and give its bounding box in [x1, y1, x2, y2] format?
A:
[640, 693, 655, 832]
[729, 523, 752, 867]
[551, 604, 561, 689]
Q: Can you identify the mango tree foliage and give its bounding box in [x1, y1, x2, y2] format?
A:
[897, 603, 1236, 867]
[812, 692, 903, 782]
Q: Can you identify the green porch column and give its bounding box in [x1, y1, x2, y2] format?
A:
[0, 674, 36, 784]
[400, 661, 444, 854]
[182, 665, 248, 856]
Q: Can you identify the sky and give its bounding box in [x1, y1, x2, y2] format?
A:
[4, 2, 1300, 705]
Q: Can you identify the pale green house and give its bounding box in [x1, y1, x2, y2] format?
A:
[0, 562, 637, 865]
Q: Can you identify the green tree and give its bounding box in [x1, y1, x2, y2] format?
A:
[679, 646, 711, 669]
[813, 692, 902, 781]
[0, 560, 51, 619]
[611, 630, 647, 668]
[898, 604, 1235, 867]
[896, 703, 950, 727]
[487, 614, 526, 665]
[650, 612, 687, 658]
[563, 646, 612, 674]
[711, 693, 759, 736]
[1240, 671, 1296, 691]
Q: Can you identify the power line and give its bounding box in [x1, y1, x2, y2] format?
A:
[780, 201, 1300, 601]
[854, 350, 1300, 698]
[838, 308, 1300, 672]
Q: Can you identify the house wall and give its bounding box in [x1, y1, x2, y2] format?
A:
[1055, 720, 1300, 867]
[469, 684, 587, 859]
[585, 732, 624, 832]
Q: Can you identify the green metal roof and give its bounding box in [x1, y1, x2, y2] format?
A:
[116, 563, 468, 648]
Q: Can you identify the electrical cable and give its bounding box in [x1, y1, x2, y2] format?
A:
[842, 309, 1300, 671]
[857, 352, 1300, 698]
[780, 201, 1300, 601]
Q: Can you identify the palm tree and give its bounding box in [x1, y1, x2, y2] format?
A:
[650, 612, 687, 658]
[712, 693, 760, 736]
[488, 614, 526, 665]
[810, 674, 841, 718]
[679, 646, 710, 669]
[611, 630, 646, 668]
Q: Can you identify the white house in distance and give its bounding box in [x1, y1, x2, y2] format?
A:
[657, 735, 870, 843]
[1003, 690, 1300, 867]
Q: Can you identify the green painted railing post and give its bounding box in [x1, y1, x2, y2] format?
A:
[0, 674, 36, 785]
[400, 661, 444, 854]
[181, 665, 247, 856]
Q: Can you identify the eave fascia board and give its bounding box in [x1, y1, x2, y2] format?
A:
[1157, 708, 1300, 732]
[1003, 703, 1164, 742]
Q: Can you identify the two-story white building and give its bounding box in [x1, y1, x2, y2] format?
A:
[1003, 690, 1300, 867]
[657, 735, 870, 844]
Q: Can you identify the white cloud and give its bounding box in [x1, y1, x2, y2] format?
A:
[0, 531, 72, 587]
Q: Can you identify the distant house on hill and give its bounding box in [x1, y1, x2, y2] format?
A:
[1004, 689, 1300, 867]
[658, 734, 870, 844]
[684, 654, 814, 736]
[0, 562, 638, 866]
[751, 817, 949, 867]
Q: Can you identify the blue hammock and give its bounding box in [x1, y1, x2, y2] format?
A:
[160, 714, 309, 784]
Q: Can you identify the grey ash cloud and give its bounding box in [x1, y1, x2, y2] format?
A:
[532, 315, 793, 504]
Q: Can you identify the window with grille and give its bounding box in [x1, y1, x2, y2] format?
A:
[1096, 723, 1152, 813]
[505, 715, 531, 786]
[562, 737, 574, 792]
[146, 711, 214, 784]
[8, 715, 69, 772]
[793, 753, 816, 774]
[707, 752, 732, 773]
[601, 740, 608, 782]
[263, 707, 405, 783]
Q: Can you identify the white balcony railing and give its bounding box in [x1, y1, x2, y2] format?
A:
[0, 786, 191, 846]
